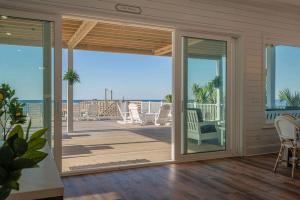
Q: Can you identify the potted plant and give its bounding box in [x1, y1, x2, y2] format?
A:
[0, 84, 48, 199]
[63, 69, 80, 85]
[0, 124, 48, 199]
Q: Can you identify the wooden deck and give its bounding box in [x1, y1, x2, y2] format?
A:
[62, 120, 227, 173]
[62, 121, 172, 173]
[63, 154, 300, 200]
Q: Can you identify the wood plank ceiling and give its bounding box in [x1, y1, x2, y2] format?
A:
[62, 18, 172, 56]
[0, 16, 44, 46]
[0, 17, 224, 58]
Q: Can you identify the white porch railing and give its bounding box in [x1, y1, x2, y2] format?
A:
[23, 101, 221, 123]
[187, 103, 219, 121]
[266, 109, 300, 123]
[141, 101, 164, 114]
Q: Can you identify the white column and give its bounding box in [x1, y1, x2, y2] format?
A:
[42, 22, 52, 144]
[216, 58, 223, 121]
[67, 48, 74, 133]
[266, 46, 276, 108]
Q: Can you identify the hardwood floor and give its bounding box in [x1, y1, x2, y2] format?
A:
[63, 154, 300, 200]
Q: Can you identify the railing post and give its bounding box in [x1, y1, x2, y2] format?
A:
[42, 22, 52, 143]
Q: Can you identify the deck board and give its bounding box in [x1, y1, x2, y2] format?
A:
[62, 121, 172, 172]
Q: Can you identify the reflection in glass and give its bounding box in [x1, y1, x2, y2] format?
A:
[0, 16, 53, 143]
[183, 37, 227, 154]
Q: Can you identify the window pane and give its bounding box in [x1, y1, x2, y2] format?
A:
[183, 37, 227, 154]
[265, 45, 300, 122]
[0, 15, 53, 141]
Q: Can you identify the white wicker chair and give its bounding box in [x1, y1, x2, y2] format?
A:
[187, 109, 221, 145]
[274, 115, 300, 178]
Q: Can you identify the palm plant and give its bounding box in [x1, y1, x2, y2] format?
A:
[278, 88, 300, 108]
[164, 94, 172, 103]
[192, 84, 209, 103]
[211, 75, 221, 88]
[192, 79, 217, 104]
[206, 82, 217, 104]
[63, 69, 80, 85]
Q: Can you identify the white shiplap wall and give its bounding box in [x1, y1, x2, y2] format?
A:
[2, 0, 300, 155]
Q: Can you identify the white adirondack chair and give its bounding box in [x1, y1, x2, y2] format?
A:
[155, 104, 171, 126]
[128, 103, 154, 125]
[117, 102, 132, 124]
[187, 109, 222, 145]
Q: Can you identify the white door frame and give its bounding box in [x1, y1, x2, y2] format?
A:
[0, 7, 243, 173]
[173, 30, 239, 162]
[0, 8, 63, 172]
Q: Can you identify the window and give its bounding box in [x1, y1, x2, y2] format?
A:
[265, 44, 300, 122]
[0, 15, 54, 143]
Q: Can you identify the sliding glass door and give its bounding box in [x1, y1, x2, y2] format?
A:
[0, 15, 53, 145]
[182, 36, 227, 154]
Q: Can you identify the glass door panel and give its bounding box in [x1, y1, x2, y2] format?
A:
[183, 37, 227, 154]
[0, 15, 53, 144]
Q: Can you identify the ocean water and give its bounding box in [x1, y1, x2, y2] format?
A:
[19, 99, 285, 105]
[19, 99, 164, 104]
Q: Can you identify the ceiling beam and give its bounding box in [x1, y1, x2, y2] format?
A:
[154, 44, 172, 56]
[154, 39, 203, 56]
[67, 20, 97, 49]
[76, 44, 153, 55]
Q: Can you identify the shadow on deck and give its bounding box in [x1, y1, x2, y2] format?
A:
[62, 120, 172, 173]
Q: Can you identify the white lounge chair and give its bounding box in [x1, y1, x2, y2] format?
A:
[155, 104, 171, 126]
[117, 102, 132, 124]
[128, 103, 154, 125]
[187, 109, 222, 145]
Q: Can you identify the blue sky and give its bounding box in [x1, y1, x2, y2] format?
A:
[275, 45, 300, 97]
[0, 45, 172, 100]
[0, 45, 44, 100]
[63, 49, 172, 100]
[1, 44, 300, 101]
[187, 58, 218, 99]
